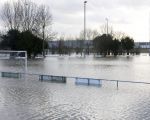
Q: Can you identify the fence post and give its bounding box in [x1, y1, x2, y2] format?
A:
[99, 80, 102, 87]
[117, 81, 119, 90]
[88, 79, 90, 85]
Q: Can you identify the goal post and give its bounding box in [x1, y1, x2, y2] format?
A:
[0, 50, 27, 73]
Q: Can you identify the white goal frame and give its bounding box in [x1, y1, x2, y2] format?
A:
[0, 50, 27, 73]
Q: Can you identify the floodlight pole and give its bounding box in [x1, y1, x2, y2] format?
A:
[84, 1, 87, 57]
[106, 18, 108, 35]
[149, 13, 150, 56]
[43, 23, 45, 57]
[84, 1, 87, 41]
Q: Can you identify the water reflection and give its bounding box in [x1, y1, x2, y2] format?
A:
[0, 55, 150, 119]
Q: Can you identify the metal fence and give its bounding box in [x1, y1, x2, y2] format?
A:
[1, 71, 150, 89]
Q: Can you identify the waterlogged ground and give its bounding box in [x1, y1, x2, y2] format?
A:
[0, 54, 150, 120]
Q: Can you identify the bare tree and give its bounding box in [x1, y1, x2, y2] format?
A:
[99, 24, 113, 35]
[78, 28, 99, 40]
[112, 31, 127, 40]
[1, 0, 52, 35]
[2, 2, 13, 29]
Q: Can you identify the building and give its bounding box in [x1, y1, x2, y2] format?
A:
[48, 40, 93, 49]
[134, 42, 150, 49]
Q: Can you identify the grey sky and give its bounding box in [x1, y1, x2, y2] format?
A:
[1, 0, 150, 41]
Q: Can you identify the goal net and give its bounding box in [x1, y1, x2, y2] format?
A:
[0, 50, 27, 73]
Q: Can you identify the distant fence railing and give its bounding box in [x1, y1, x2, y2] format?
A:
[1, 71, 150, 89]
[75, 78, 102, 86]
[39, 75, 66, 83]
[1, 72, 21, 79]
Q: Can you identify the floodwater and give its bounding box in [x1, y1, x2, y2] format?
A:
[0, 54, 150, 120]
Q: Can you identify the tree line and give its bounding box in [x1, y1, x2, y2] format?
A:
[53, 27, 135, 56]
[0, 0, 135, 57]
[0, 0, 52, 58]
[50, 33, 134, 56]
[0, 29, 48, 58]
[93, 34, 134, 56]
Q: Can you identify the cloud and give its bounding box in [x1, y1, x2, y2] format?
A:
[0, 0, 150, 41]
[117, 0, 150, 8]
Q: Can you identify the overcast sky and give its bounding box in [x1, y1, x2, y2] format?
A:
[1, 0, 150, 42]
